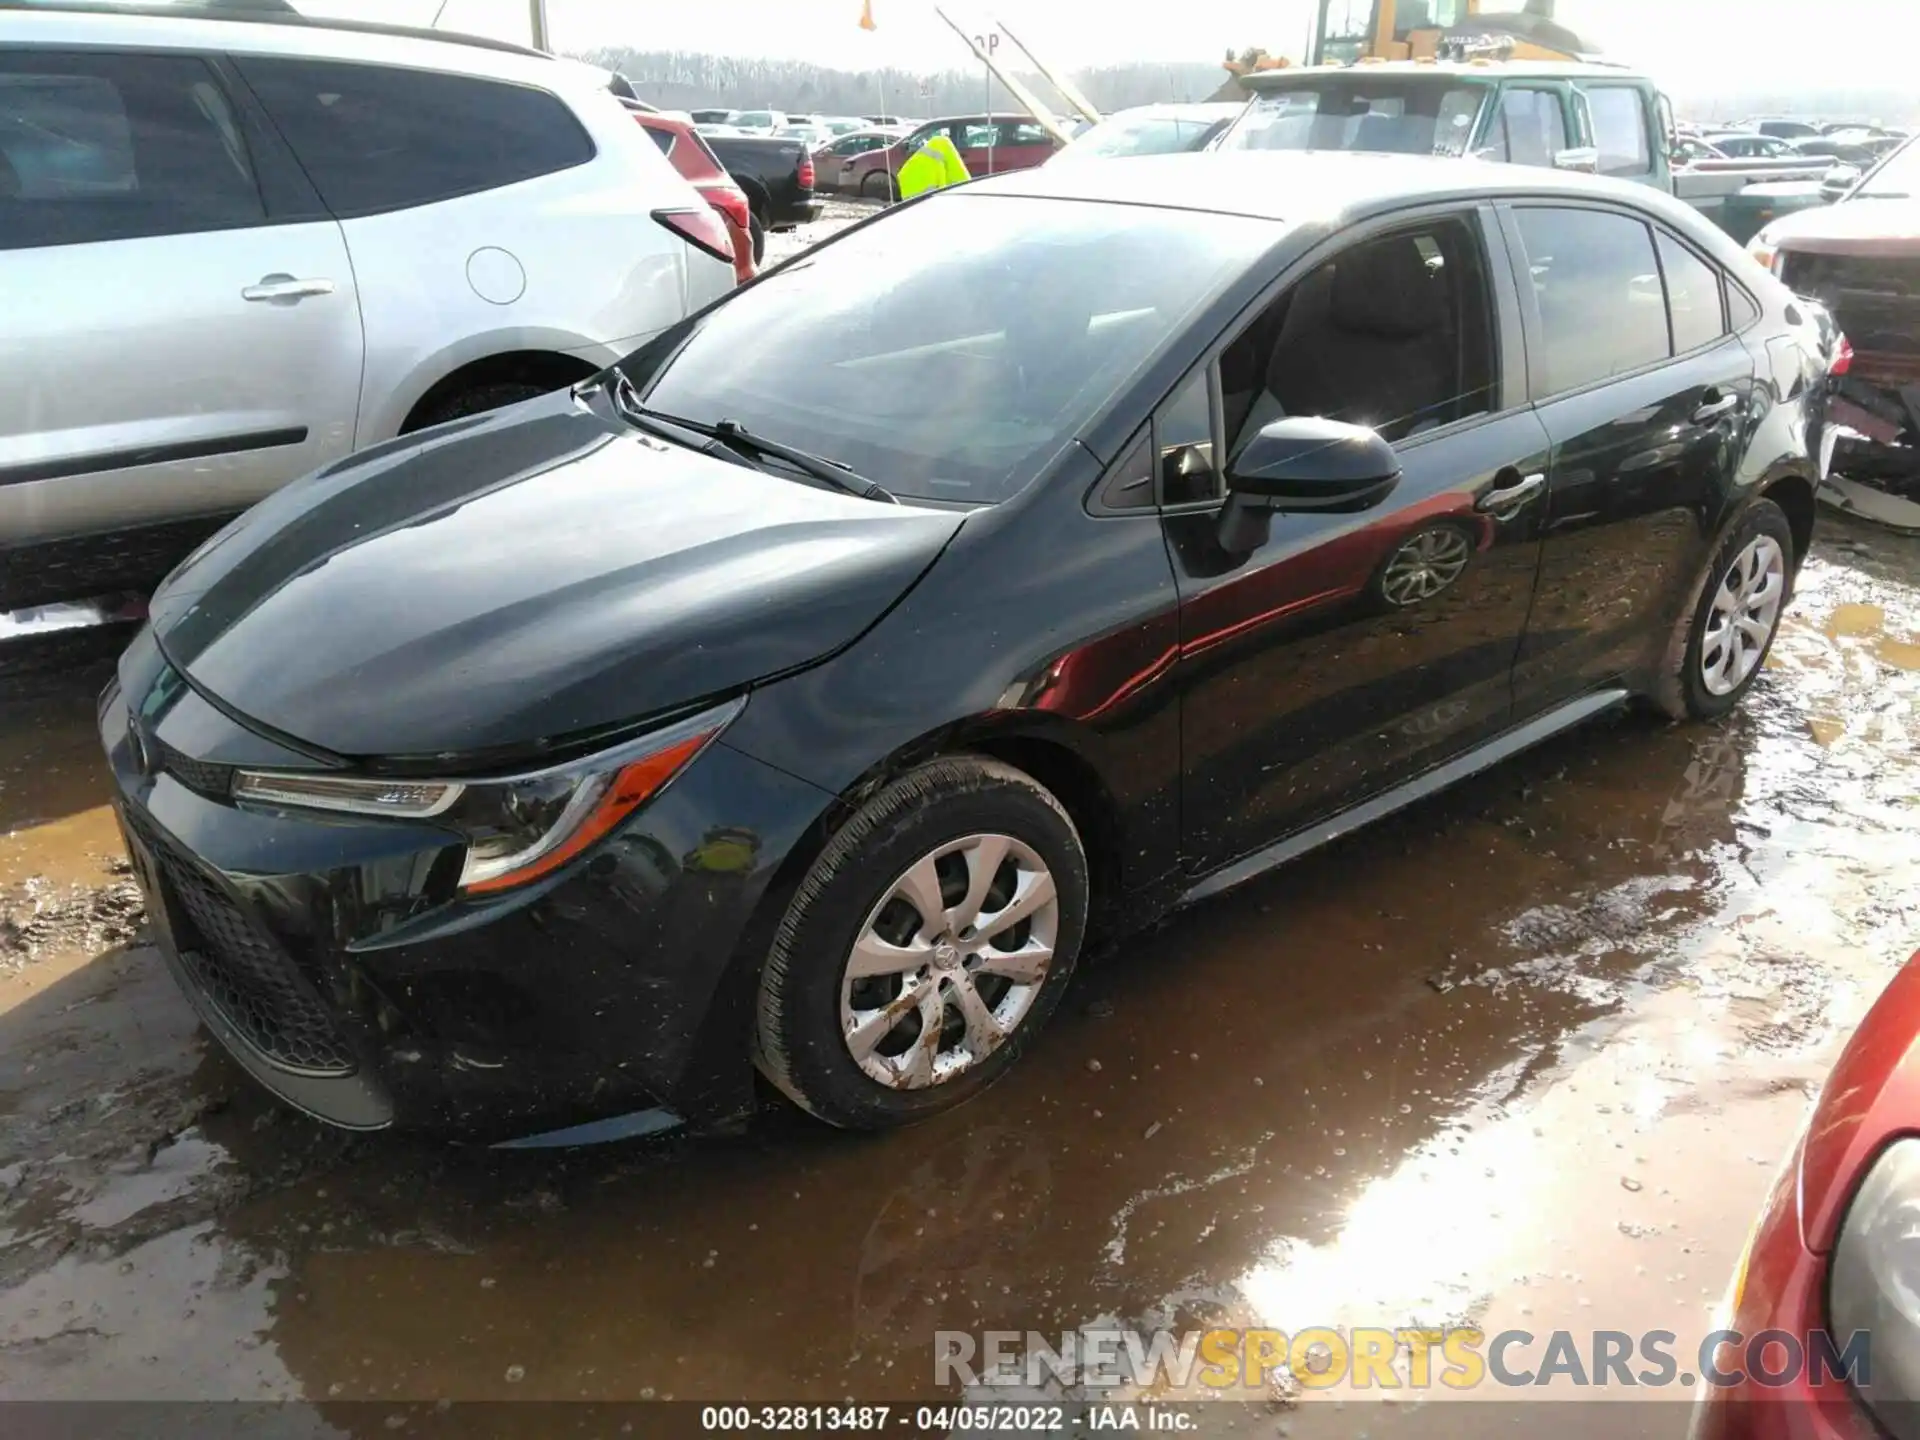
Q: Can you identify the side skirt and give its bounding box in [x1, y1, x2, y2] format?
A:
[1178, 688, 1631, 908]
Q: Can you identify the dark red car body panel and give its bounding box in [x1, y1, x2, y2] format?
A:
[1692, 951, 1920, 1439]
[629, 109, 756, 285]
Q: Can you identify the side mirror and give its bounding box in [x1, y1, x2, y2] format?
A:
[1552, 146, 1600, 174]
[1219, 417, 1401, 553]
[1820, 163, 1861, 203]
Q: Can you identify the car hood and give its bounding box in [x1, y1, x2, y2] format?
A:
[1768, 197, 1920, 256]
[149, 391, 964, 760]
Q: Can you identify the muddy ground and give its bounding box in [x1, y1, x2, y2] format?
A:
[2, 207, 1918, 1433]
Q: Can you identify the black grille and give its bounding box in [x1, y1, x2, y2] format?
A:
[126, 809, 355, 1076]
[156, 740, 233, 799]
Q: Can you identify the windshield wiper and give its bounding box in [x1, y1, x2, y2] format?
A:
[605, 372, 895, 504]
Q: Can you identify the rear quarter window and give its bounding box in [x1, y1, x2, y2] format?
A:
[235, 58, 594, 217]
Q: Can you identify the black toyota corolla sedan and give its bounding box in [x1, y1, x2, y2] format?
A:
[102, 153, 1833, 1143]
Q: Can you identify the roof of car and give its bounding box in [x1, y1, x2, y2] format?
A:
[1104, 101, 1248, 119]
[966, 149, 1697, 227]
[0, 1, 613, 92]
[1242, 57, 1642, 87]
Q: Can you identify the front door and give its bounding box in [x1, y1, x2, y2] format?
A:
[1500, 203, 1758, 704]
[1168, 208, 1552, 873]
[0, 49, 362, 568]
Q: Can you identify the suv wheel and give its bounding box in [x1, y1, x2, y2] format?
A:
[1652, 499, 1796, 720]
[754, 757, 1089, 1130]
[403, 381, 548, 433]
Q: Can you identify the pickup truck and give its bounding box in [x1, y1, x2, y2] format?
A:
[1215, 61, 1833, 244]
[696, 132, 824, 260]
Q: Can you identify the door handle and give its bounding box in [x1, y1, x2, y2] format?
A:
[1692, 390, 1740, 423]
[242, 275, 336, 303]
[1476, 470, 1546, 515]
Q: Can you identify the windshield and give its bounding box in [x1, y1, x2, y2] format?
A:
[630, 195, 1275, 504]
[1216, 78, 1487, 157]
[1854, 137, 1920, 198]
[1056, 113, 1225, 161]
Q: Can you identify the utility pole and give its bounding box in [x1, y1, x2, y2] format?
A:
[528, 0, 550, 52]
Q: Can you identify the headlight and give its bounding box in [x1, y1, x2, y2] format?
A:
[233, 697, 743, 893]
[1829, 1136, 1920, 1427]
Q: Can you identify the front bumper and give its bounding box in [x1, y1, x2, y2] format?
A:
[100, 643, 839, 1141]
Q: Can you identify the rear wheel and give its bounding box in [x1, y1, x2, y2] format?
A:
[754, 757, 1089, 1130]
[1650, 499, 1796, 720]
[402, 381, 547, 434]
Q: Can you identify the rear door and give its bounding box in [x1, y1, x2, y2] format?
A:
[233, 55, 626, 442]
[1501, 202, 1757, 706]
[993, 119, 1057, 172]
[0, 48, 361, 581]
[951, 119, 999, 175]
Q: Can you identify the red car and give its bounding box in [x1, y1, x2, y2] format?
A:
[841, 114, 1058, 200]
[627, 108, 756, 285]
[1693, 949, 1920, 1439]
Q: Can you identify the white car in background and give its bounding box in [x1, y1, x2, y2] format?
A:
[1050, 102, 1247, 163]
[0, 0, 735, 611]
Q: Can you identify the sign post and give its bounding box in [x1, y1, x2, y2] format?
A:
[973, 30, 1000, 173]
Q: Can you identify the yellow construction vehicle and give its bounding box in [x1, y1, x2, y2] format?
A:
[1224, 0, 1595, 83]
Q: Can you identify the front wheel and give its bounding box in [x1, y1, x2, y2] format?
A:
[1651, 499, 1796, 720]
[754, 757, 1089, 1130]
[860, 170, 894, 203]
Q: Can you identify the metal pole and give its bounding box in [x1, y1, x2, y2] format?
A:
[528, 0, 550, 52]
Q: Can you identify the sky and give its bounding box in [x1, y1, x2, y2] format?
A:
[300, 0, 1920, 87]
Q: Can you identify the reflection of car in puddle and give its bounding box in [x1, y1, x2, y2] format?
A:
[1652, 718, 1751, 860]
[852, 1126, 1052, 1344]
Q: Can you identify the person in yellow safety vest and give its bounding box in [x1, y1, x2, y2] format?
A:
[894, 133, 971, 202]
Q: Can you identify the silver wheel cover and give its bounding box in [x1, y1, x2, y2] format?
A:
[1701, 534, 1787, 697]
[839, 833, 1059, 1090]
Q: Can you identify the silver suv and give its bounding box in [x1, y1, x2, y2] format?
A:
[0, 2, 736, 610]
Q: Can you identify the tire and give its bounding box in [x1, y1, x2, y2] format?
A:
[748, 213, 766, 265]
[1649, 499, 1797, 721]
[860, 170, 893, 202]
[403, 381, 549, 434]
[754, 756, 1090, 1130]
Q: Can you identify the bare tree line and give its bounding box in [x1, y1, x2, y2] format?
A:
[578, 48, 1228, 119]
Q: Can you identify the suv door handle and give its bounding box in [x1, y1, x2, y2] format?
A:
[1692, 389, 1740, 422]
[1477, 470, 1546, 515]
[242, 275, 336, 303]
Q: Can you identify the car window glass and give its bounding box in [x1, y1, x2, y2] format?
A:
[1097, 427, 1156, 511]
[235, 58, 593, 217]
[0, 51, 262, 249]
[1514, 207, 1670, 394]
[1001, 122, 1051, 146]
[1218, 215, 1496, 454]
[1585, 87, 1652, 176]
[641, 125, 675, 158]
[955, 123, 998, 148]
[1727, 283, 1761, 330]
[1657, 231, 1725, 354]
[635, 194, 1273, 505]
[1484, 87, 1567, 167]
[1158, 371, 1221, 506]
[1220, 79, 1486, 157]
